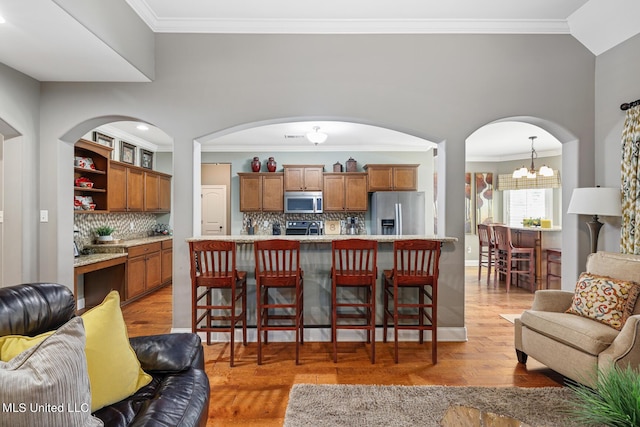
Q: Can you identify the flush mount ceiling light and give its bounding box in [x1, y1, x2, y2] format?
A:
[512, 136, 554, 179]
[306, 126, 328, 145]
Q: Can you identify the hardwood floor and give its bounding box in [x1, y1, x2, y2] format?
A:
[122, 267, 565, 426]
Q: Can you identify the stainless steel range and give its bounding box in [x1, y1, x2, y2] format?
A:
[284, 220, 324, 236]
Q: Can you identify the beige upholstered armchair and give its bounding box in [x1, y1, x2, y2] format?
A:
[515, 251, 640, 387]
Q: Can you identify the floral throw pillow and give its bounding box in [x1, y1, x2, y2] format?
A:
[566, 272, 640, 330]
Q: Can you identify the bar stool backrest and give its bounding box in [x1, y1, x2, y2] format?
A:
[332, 239, 377, 282]
[254, 239, 301, 286]
[478, 224, 493, 247]
[189, 240, 237, 287]
[492, 225, 512, 252]
[392, 239, 440, 285]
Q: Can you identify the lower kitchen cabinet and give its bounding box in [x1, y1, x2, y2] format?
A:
[126, 241, 163, 301]
[161, 240, 173, 284]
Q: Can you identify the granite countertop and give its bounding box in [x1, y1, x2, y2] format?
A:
[186, 234, 458, 244]
[509, 226, 562, 232]
[74, 252, 128, 268]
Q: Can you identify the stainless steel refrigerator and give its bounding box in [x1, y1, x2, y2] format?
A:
[370, 191, 426, 235]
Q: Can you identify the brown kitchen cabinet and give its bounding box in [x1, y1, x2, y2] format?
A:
[323, 173, 368, 211]
[74, 139, 112, 213]
[364, 164, 418, 191]
[283, 165, 324, 191]
[238, 172, 284, 212]
[161, 239, 173, 284]
[110, 161, 171, 213]
[126, 242, 163, 300]
[145, 171, 172, 212]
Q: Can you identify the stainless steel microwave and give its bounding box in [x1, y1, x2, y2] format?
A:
[284, 191, 323, 214]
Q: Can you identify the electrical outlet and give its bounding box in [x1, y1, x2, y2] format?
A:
[467, 246, 472, 253]
[0, 211, 3, 223]
[130, 222, 134, 231]
[40, 210, 49, 222]
[263, 220, 269, 227]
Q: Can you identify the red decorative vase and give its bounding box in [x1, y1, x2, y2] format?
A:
[251, 157, 261, 172]
[267, 157, 277, 172]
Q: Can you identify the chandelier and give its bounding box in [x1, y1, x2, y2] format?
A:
[306, 126, 328, 145]
[512, 136, 554, 179]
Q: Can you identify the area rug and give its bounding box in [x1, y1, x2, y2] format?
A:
[284, 384, 578, 427]
[499, 313, 521, 324]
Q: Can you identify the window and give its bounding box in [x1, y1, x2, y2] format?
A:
[504, 189, 552, 227]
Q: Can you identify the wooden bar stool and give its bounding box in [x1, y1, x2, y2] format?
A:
[254, 239, 304, 365]
[188, 240, 247, 367]
[546, 249, 562, 289]
[331, 239, 378, 363]
[492, 225, 535, 292]
[383, 239, 441, 364]
[477, 224, 495, 285]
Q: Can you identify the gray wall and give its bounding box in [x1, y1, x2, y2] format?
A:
[0, 62, 41, 286]
[5, 33, 599, 331]
[595, 32, 640, 252]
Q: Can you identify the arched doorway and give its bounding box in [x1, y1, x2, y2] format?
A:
[465, 116, 580, 290]
[61, 117, 173, 309]
[194, 118, 443, 237]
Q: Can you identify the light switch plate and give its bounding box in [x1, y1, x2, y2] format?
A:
[0, 211, 3, 223]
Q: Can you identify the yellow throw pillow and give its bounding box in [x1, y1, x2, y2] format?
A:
[0, 290, 152, 412]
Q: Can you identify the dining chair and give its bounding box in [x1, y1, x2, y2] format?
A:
[254, 239, 304, 365]
[189, 240, 247, 367]
[492, 225, 535, 292]
[382, 239, 441, 364]
[331, 239, 378, 363]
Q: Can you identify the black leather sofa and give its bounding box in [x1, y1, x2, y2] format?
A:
[0, 283, 210, 427]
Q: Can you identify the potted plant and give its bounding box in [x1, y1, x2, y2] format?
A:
[567, 365, 640, 426]
[95, 225, 115, 242]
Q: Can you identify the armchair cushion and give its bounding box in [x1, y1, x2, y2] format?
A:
[566, 273, 640, 330]
[521, 310, 619, 355]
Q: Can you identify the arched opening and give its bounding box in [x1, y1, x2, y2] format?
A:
[465, 116, 580, 291]
[194, 118, 444, 238]
[60, 116, 174, 310]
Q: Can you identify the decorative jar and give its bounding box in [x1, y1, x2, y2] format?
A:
[267, 157, 277, 172]
[251, 157, 261, 172]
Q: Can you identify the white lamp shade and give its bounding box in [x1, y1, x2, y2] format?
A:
[538, 165, 554, 177]
[567, 187, 622, 216]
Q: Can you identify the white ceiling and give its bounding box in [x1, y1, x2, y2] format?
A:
[1, 1, 637, 157]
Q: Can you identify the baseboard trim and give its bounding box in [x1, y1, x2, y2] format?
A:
[170, 326, 468, 343]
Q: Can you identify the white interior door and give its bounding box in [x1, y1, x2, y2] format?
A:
[201, 185, 227, 235]
[0, 134, 3, 285]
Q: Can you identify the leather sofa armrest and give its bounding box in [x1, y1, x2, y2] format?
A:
[130, 333, 204, 373]
[599, 315, 640, 370]
[530, 290, 574, 312]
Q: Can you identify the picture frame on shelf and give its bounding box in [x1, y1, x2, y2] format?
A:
[141, 149, 153, 170]
[92, 131, 114, 148]
[120, 141, 136, 165]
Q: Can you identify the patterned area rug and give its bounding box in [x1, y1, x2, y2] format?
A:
[284, 384, 578, 427]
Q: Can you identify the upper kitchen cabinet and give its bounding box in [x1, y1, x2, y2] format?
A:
[109, 161, 172, 213]
[323, 173, 368, 212]
[364, 164, 418, 191]
[74, 139, 112, 213]
[239, 173, 284, 212]
[283, 165, 324, 191]
[145, 171, 172, 212]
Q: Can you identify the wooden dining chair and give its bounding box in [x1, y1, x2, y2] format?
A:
[254, 239, 304, 365]
[492, 225, 535, 292]
[189, 240, 247, 367]
[477, 224, 495, 285]
[331, 239, 378, 363]
[383, 239, 441, 364]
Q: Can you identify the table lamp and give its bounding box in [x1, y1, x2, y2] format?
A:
[567, 187, 622, 253]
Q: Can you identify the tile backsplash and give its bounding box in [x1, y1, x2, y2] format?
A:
[74, 213, 158, 249]
[242, 212, 366, 235]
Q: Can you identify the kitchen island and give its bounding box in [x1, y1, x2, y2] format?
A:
[186, 234, 458, 342]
